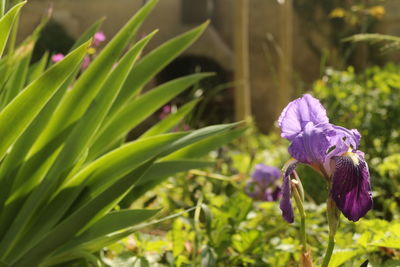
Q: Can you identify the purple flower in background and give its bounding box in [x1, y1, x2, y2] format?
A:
[51, 53, 64, 63]
[93, 31, 106, 47]
[245, 164, 282, 202]
[278, 94, 372, 222]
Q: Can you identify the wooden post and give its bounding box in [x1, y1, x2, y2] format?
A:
[278, 0, 293, 109]
[234, 0, 251, 122]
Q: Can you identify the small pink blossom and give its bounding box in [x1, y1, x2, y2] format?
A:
[51, 53, 64, 63]
[162, 105, 171, 113]
[93, 31, 106, 47]
[159, 105, 172, 119]
[81, 56, 91, 70]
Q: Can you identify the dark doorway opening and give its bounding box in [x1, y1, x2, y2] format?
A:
[156, 55, 234, 127]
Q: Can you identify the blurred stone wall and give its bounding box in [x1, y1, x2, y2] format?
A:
[17, 0, 396, 132]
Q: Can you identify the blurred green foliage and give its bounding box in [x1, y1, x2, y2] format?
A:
[314, 64, 400, 220]
[293, 0, 385, 69]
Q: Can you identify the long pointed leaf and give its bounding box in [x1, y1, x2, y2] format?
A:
[55, 209, 159, 256]
[140, 99, 199, 138]
[125, 127, 245, 204]
[0, 3, 159, 254]
[121, 160, 213, 206]
[11, 162, 154, 267]
[89, 73, 212, 159]
[27, 52, 48, 83]
[66, 133, 186, 202]
[2, 32, 157, 257]
[52, 208, 196, 256]
[0, 63, 81, 237]
[0, 32, 156, 230]
[0, 40, 89, 161]
[0, 0, 4, 17]
[109, 21, 209, 116]
[0, 134, 184, 262]
[70, 17, 105, 52]
[46, 31, 157, 188]
[2, 40, 33, 106]
[0, 2, 25, 58]
[29, 0, 158, 158]
[160, 122, 240, 157]
[164, 126, 247, 160]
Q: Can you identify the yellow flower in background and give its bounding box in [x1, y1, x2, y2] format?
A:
[87, 47, 96, 55]
[368, 6, 385, 19]
[330, 8, 346, 18]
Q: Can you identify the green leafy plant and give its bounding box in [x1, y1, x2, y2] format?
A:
[293, 0, 385, 68]
[0, 0, 243, 266]
[109, 128, 400, 267]
[313, 64, 400, 220]
[345, 33, 400, 53]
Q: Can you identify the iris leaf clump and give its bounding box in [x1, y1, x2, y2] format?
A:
[0, 0, 242, 266]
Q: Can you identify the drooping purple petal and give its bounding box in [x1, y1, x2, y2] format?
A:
[252, 164, 281, 185]
[278, 94, 329, 141]
[331, 151, 373, 222]
[280, 160, 298, 223]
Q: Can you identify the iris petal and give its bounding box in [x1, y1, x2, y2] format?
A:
[331, 152, 373, 222]
[278, 94, 329, 141]
[288, 123, 334, 165]
[245, 182, 282, 202]
[280, 160, 298, 223]
[252, 164, 281, 185]
[331, 125, 361, 150]
[245, 181, 262, 200]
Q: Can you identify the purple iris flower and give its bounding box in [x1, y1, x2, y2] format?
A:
[245, 164, 282, 201]
[278, 94, 372, 222]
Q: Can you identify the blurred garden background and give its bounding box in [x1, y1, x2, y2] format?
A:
[0, 0, 399, 266]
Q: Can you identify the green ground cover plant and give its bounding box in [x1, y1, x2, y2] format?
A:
[314, 64, 400, 220]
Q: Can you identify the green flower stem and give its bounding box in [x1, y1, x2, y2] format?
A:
[292, 182, 307, 252]
[322, 197, 340, 267]
[300, 216, 306, 253]
[321, 234, 335, 267]
[193, 194, 204, 266]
